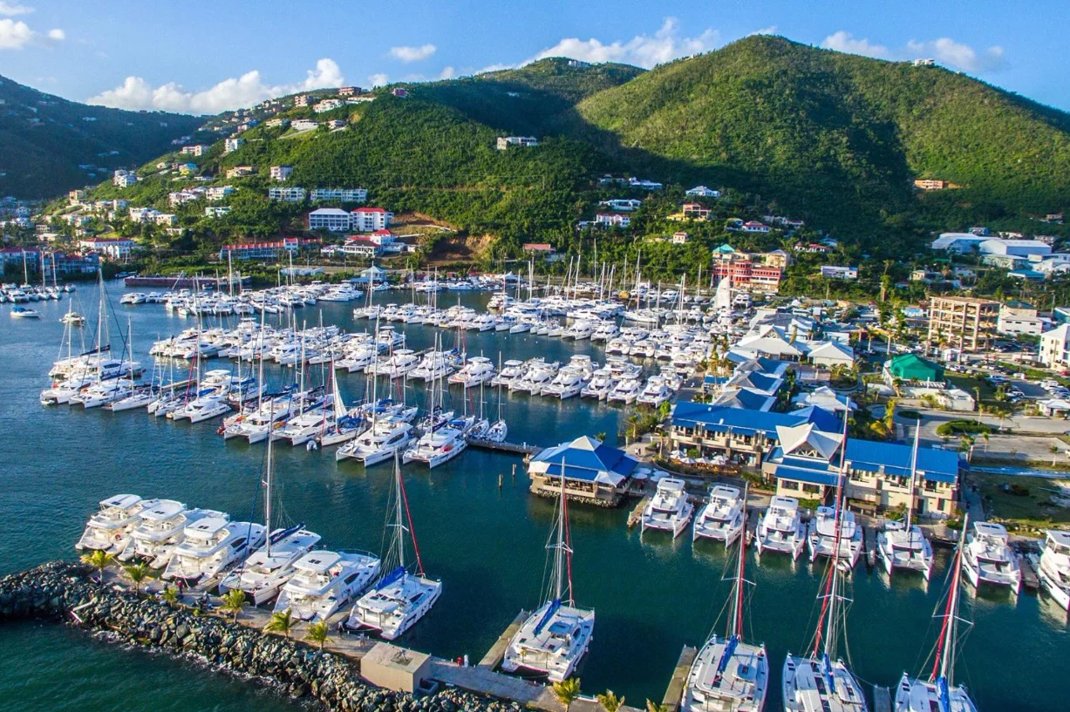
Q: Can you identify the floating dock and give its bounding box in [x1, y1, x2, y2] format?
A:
[478, 609, 529, 669]
[873, 685, 892, 712]
[661, 645, 697, 712]
[627, 497, 650, 528]
[1019, 553, 1041, 591]
[466, 438, 542, 456]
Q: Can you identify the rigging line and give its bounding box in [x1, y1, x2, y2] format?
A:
[397, 465, 425, 577]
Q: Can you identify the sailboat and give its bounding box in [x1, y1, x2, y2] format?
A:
[501, 457, 595, 682]
[683, 485, 769, 712]
[220, 406, 321, 604]
[318, 357, 364, 447]
[876, 427, 935, 580]
[347, 453, 442, 639]
[782, 425, 868, 712]
[485, 352, 509, 443]
[895, 515, 978, 712]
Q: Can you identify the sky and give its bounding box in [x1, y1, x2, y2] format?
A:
[1, 0, 1067, 114]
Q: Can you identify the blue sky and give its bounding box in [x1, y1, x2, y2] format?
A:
[2, 0, 1067, 113]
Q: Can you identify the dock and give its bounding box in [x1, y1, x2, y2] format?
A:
[478, 609, 529, 669]
[873, 685, 892, 712]
[627, 497, 650, 528]
[466, 438, 542, 456]
[1019, 553, 1041, 591]
[661, 645, 697, 712]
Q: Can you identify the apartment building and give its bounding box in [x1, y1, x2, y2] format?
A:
[926, 296, 999, 353]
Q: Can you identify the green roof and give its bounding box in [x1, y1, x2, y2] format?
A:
[714, 243, 736, 253]
[886, 353, 944, 381]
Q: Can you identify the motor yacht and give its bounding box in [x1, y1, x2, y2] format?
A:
[581, 368, 616, 401]
[807, 506, 864, 569]
[120, 501, 222, 567]
[219, 527, 322, 605]
[491, 359, 524, 388]
[514, 360, 558, 395]
[692, 485, 746, 545]
[963, 521, 1022, 593]
[1037, 529, 1070, 609]
[272, 406, 333, 446]
[637, 376, 673, 408]
[641, 477, 694, 538]
[377, 349, 420, 379]
[408, 351, 455, 382]
[274, 550, 382, 622]
[70, 379, 134, 409]
[76, 494, 152, 554]
[756, 497, 806, 559]
[337, 420, 415, 466]
[607, 377, 642, 405]
[402, 416, 469, 468]
[162, 517, 267, 583]
[449, 357, 495, 388]
[542, 366, 589, 399]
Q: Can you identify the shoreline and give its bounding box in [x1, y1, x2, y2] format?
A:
[0, 561, 527, 712]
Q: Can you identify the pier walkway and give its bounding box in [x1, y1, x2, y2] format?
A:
[478, 609, 528, 669]
[661, 645, 696, 712]
[466, 437, 542, 456]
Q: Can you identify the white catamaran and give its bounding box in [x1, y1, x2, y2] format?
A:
[876, 428, 935, 580]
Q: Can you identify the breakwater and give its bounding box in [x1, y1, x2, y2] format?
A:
[0, 562, 523, 712]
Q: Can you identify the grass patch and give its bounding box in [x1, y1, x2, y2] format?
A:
[974, 473, 1070, 532]
[936, 419, 994, 436]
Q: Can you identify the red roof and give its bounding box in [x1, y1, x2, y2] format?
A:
[352, 207, 387, 214]
[345, 236, 375, 244]
[523, 243, 554, 251]
[372, 229, 394, 236]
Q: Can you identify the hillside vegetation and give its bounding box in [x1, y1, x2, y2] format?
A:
[0, 75, 204, 199]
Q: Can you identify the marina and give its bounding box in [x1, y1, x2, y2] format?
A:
[2, 281, 1070, 712]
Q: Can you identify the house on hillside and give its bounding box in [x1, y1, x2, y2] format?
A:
[308, 208, 352, 232]
[496, 136, 538, 150]
[685, 185, 720, 198]
[270, 165, 293, 182]
[350, 207, 393, 232]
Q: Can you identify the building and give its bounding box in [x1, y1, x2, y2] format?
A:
[313, 98, 344, 113]
[68, 189, 86, 204]
[496, 136, 538, 150]
[310, 188, 367, 203]
[340, 236, 383, 258]
[204, 206, 231, 218]
[270, 165, 293, 182]
[206, 185, 235, 201]
[685, 185, 720, 198]
[741, 221, 771, 233]
[154, 213, 178, 226]
[595, 213, 630, 228]
[913, 58, 936, 67]
[223, 137, 245, 154]
[598, 199, 642, 212]
[527, 436, 640, 507]
[128, 207, 161, 223]
[523, 243, 556, 256]
[267, 187, 306, 202]
[914, 178, 950, 190]
[177, 162, 197, 176]
[168, 189, 203, 206]
[711, 250, 783, 293]
[997, 300, 1044, 336]
[77, 238, 136, 259]
[979, 238, 1052, 260]
[350, 207, 393, 232]
[820, 265, 858, 280]
[930, 232, 990, 253]
[308, 208, 353, 232]
[1040, 324, 1070, 369]
[326, 119, 347, 130]
[628, 177, 663, 190]
[291, 119, 319, 132]
[392, 88, 407, 97]
[112, 170, 138, 188]
[926, 296, 999, 354]
[226, 166, 255, 178]
[219, 237, 319, 260]
[671, 232, 689, 245]
[337, 86, 359, 97]
[682, 203, 712, 220]
[181, 145, 209, 156]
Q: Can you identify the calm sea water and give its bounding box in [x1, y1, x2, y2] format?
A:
[1, 283, 1067, 712]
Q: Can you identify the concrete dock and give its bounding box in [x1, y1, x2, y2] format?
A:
[466, 438, 542, 456]
[627, 497, 650, 528]
[873, 684, 892, 712]
[478, 609, 529, 669]
[1019, 553, 1041, 591]
[661, 645, 697, 712]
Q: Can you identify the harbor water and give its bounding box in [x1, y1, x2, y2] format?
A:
[1, 283, 1068, 712]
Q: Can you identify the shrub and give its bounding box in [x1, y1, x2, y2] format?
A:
[936, 419, 993, 436]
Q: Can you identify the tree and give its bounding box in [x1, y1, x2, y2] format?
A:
[305, 619, 331, 651]
[597, 690, 625, 712]
[551, 678, 582, 712]
[161, 585, 180, 608]
[80, 550, 115, 583]
[122, 562, 151, 595]
[264, 608, 296, 639]
[219, 588, 248, 622]
[646, 701, 669, 712]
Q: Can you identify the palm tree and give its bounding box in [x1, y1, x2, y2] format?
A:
[305, 619, 331, 651]
[264, 608, 296, 639]
[122, 562, 151, 595]
[161, 585, 180, 608]
[551, 677, 582, 712]
[79, 550, 115, 583]
[645, 701, 669, 712]
[596, 690, 625, 712]
[219, 589, 247, 622]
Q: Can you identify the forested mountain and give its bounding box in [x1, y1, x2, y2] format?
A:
[0, 75, 205, 199]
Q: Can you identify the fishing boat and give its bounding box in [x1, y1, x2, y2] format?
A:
[683, 486, 768, 712]
[501, 458, 594, 682]
[962, 521, 1021, 593]
[9, 306, 40, 318]
[782, 433, 868, 712]
[876, 429, 935, 580]
[895, 516, 978, 712]
[641, 477, 694, 538]
[347, 454, 442, 639]
[756, 497, 806, 560]
[693, 485, 746, 546]
[274, 549, 382, 622]
[1037, 529, 1070, 609]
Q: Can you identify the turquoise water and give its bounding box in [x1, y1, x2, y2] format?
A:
[1, 284, 1067, 711]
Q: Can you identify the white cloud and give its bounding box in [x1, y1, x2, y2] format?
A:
[368, 73, 389, 88]
[823, 30, 1006, 74]
[437, 66, 456, 80]
[0, 16, 63, 49]
[751, 25, 779, 37]
[531, 17, 719, 68]
[390, 44, 436, 63]
[821, 31, 890, 59]
[0, 2, 33, 16]
[907, 37, 1006, 72]
[88, 58, 346, 114]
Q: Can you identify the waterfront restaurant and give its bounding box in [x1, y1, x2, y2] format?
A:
[762, 427, 961, 517]
[528, 436, 640, 507]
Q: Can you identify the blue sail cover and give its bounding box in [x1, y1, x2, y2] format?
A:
[375, 565, 406, 591]
[716, 635, 740, 676]
[533, 599, 562, 636]
[269, 523, 304, 545]
[936, 676, 950, 712]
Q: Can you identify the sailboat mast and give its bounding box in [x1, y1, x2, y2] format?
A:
[906, 424, 920, 531]
[729, 485, 748, 639]
[554, 457, 567, 602]
[933, 513, 969, 686]
[395, 453, 406, 569]
[264, 399, 275, 557]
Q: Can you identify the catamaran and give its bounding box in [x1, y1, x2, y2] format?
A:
[641, 477, 695, 538]
[162, 517, 267, 584]
[756, 497, 806, 560]
[501, 458, 594, 682]
[1037, 529, 1070, 609]
[783, 435, 867, 712]
[76, 494, 153, 554]
[962, 521, 1021, 593]
[347, 454, 442, 639]
[274, 549, 382, 622]
[895, 515, 978, 712]
[808, 506, 863, 569]
[876, 429, 935, 580]
[683, 486, 769, 712]
[693, 485, 746, 546]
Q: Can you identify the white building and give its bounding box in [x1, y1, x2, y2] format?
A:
[628, 177, 663, 191]
[308, 208, 352, 232]
[270, 165, 293, 182]
[820, 265, 858, 280]
[598, 199, 642, 211]
[1040, 324, 1070, 369]
[685, 185, 720, 198]
[595, 213, 630, 228]
[313, 98, 345, 113]
[154, 213, 178, 226]
[311, 188, 367, 203]
[294, 94, 311, 107]
[292, 119, 319, 132]
[226, 166, 255, 178]
[168, 189, 203, 206]
[181, 145, 209, 156]
[224, 138, 245, 154]
[113, 170, 138, 188]
[206, 186, 235, 201]
[931, 232, 990, 253]
[980, 238, 1053, 259]
[268, 187, 306, 202]
[997, 301, 1045, 336]
[350, 207, 392, 232]
[78, 238, 136, 259]
[496, 136, 538, 150]
[205, 206, 231, 218]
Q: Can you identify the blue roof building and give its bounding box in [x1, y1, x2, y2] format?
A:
[528, 436, 641, 507]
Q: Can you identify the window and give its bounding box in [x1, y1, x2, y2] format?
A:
[781, 480, 799, 491]
[803, 484, 821, 495]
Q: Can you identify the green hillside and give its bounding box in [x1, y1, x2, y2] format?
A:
[0, 75, 205, 199]
[575, 35, 1070, 238]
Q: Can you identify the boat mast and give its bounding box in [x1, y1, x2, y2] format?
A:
[906, 424, 920, 532]
[931, 513, 970, 695]
[554, 457, 566, 602]
[814, 415, 851, 664]
[264, 398, 275, 557]
[728, 484, 749, 640]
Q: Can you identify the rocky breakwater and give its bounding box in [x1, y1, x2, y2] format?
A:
[0, 562, 524, 712]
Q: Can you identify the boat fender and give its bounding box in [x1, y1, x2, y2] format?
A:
[306, 440, 318, 452]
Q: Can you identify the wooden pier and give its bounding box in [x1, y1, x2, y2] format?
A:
[466, 437, 542, 456]
[661, 645, 697, 712]
[627, 497, 650, 528]
[1019, 553, 1041, 591]
[478, 609, 529, 669]
[873, 685, 892, 712]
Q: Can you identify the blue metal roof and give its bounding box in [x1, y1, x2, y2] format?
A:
[773, 464, 840, 487]
[671, 402, 804, 437]
[844, 439, 959, 483]
[532, 437, 639, 482]
[789, 406, 842, 433]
